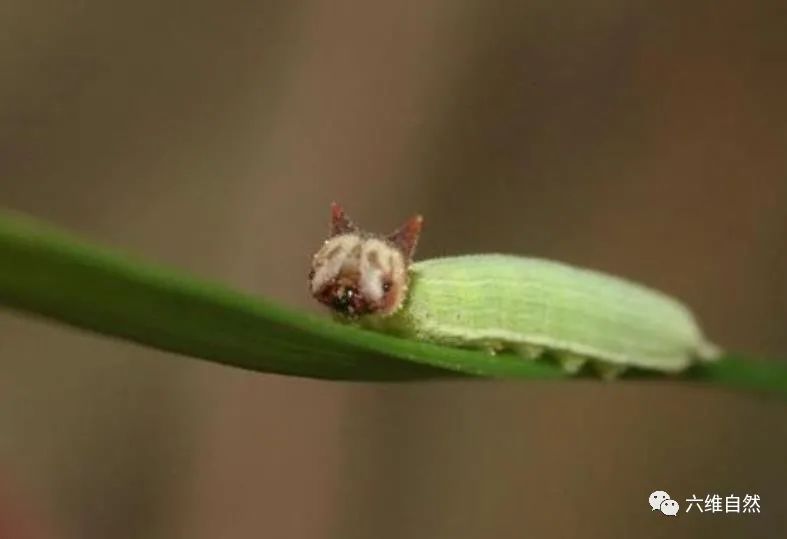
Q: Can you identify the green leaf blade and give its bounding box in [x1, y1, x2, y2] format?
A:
[1, 209, 785, 397]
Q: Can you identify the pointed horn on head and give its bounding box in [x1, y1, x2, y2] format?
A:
[330, 202, 359, 236]
[387, 214, 423, 260]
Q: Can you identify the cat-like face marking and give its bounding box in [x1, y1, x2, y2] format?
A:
[309, 203, 422, 317]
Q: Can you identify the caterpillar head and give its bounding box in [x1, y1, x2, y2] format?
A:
[309, 203, 422, 318]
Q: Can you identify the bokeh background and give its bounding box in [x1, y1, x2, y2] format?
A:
[1, 1, 786, 538]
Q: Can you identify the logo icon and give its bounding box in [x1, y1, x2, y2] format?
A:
[660, 499, 680, 516]
[649, 490, 679, 516]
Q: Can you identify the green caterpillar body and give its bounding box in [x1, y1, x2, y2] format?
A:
[363, 254, 719, 374]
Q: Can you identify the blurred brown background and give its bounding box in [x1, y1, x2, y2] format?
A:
[1, 1, 786, 538]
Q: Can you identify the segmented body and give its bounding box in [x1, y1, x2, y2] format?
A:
[362, 254, 719, 374]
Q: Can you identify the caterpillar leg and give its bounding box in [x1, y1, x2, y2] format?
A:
[555, 352, 587, 374]
[593, 361, 628, 380]
[697, 340, 722, 362]
[512, 343, 544, 360]
[478, 340, 505, 355]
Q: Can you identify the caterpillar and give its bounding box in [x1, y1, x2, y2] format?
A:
[308, 203, 720, 376]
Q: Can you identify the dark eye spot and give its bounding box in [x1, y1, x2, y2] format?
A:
[333, 288, 352, 309]
[382, 280, 392, 293]
[308, 269, 315, 280]
[332, 287, 360, 315]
